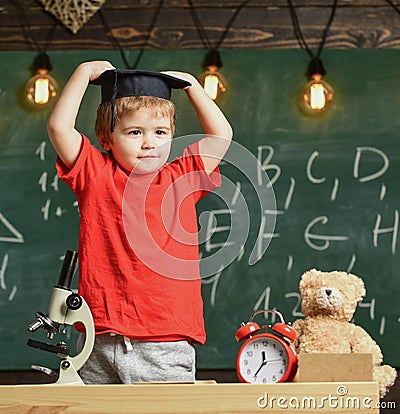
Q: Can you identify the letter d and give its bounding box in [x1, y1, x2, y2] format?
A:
[257, 392, 268, 409]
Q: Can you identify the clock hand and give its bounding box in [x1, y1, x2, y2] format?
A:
[253, 350, 267, 378]
[267, 358, 285, 363]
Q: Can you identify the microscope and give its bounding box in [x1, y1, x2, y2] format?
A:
[27, 250, 95, 385]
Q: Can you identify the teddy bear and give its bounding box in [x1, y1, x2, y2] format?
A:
[292, 268, 397, 398]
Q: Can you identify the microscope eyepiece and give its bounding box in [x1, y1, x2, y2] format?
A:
[56, 250, 78, 290]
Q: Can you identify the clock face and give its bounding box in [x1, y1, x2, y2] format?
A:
[237, 335, 290, 383]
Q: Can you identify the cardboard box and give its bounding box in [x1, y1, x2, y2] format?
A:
[298, 353, 373, 382]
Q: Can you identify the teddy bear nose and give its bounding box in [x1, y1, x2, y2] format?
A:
[325, 289, 332, 296]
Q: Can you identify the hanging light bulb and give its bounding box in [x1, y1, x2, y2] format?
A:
[198, 49, 227, 101]
[25, 53, 57, 108]
[300, 58, 334, 116]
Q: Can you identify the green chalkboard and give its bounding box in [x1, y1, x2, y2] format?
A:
[0, 49, 399, 372]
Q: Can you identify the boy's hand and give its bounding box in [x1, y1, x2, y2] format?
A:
[162, 71, 199, 90]
[79, 60, 115, 82]
[47, 60, 115, 169]
[162, 70, 232, 174]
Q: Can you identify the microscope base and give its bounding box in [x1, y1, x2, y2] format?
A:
[55, 360, 84, 385]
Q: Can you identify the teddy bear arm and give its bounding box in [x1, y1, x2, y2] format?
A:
[350, 325, 383, 364]
[291, 318, 305, 351]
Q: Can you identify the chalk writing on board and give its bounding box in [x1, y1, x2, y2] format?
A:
[307, 151, 327, 184]
[249, 285, 392, 336]
[284, 177, 296, 210]
[200, 143, 398, 347]
[204, 210, 235, 252]
[38, 171, 59, 193]
[0, 254, 17, 302]
[0, 212, 24, 243]
[353, 147, 389, 183]
[347, 254, 356, 273]
[306, 146, 390, 184]
[0, 254, 7, 290]
[373, 211, 399, 255]
[304, 216, 349, 251]
[35, 141, 46, 161]
[202, 265, 224, 307]
[257, 145, 281, 188]
[205, 143, 399, 276]
[253, 286, 272, 314]
[202, 143, 398, 277]
[223, 281, 396, 338]
[36, 141, 69, 221]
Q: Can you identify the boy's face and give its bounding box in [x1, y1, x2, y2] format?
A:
[104, 107, 173, 174]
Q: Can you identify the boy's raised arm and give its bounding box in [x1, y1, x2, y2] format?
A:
[163, 71, 233, 173]
[47, 61, 115, 169]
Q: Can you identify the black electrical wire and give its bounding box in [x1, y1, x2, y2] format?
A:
[99, 0, 165, 70]
[317, 0, 338, 56]
[286, 0, 338, 59]
[286, 0, 308, 54]
[187, 0, 251, 51]
[12, 0, 57, 54]
[187, 0, 212, 50]
[12, 0, 38, 51]
[216, 0, 251, 50]
[384, 0, 400, 16]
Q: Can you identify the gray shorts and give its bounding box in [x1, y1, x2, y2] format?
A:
[76, 333, 196, 384]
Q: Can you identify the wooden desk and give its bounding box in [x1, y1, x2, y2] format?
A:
[0, 381, 379, 414]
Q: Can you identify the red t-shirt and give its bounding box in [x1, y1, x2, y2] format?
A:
[56, 134, 221, 344]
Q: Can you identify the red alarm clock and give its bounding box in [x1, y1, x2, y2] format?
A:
[235, 309, 298, 384]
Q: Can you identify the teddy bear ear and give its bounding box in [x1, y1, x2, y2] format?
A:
[347, 272, 366, 300]
[299, 268, 319, 290]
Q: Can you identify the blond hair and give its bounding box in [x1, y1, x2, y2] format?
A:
[95, 96, 176, 147]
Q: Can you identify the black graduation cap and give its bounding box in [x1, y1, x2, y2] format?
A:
[90, 69, 191, 132]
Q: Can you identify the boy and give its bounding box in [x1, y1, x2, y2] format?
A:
[47, 61, 233, 384]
